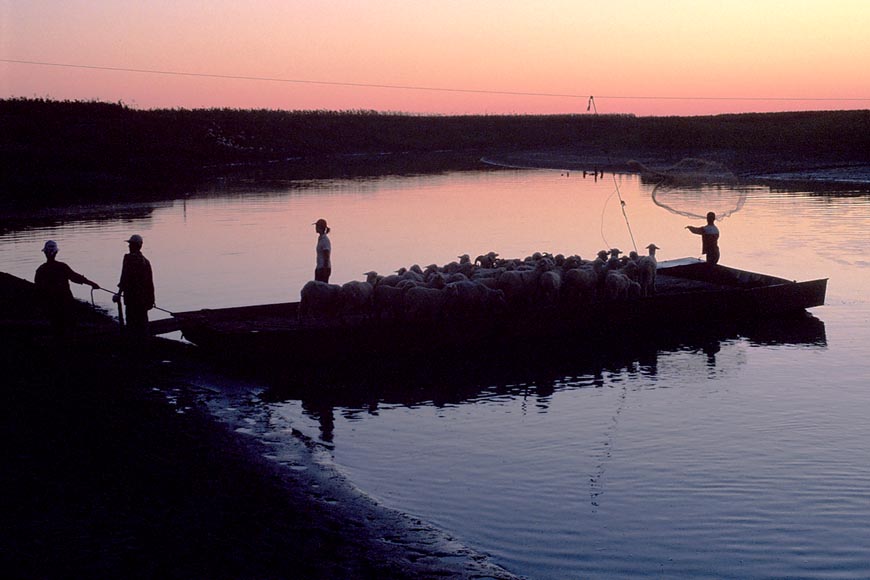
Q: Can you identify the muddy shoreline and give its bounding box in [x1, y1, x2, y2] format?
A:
[0, 273, 515, 579]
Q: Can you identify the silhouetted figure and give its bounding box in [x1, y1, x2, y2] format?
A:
[34, 240, 100, 336]
[116, 234, 155, 337]
[686, 211, 720, 264]
[313, 218, 332, 283]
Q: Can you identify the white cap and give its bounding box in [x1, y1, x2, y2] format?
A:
[126, 234, 143, 244]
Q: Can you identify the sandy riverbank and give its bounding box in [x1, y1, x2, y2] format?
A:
[0, 272, 515, 579]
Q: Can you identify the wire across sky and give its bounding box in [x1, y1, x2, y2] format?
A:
[6, 1, 870, 115]
[4, 58, 869, 106]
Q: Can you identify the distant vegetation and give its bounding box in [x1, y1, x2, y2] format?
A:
[2, 98, 869, 205]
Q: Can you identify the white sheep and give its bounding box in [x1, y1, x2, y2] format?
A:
[604, 270, 633, 300]
[444, 280, 506, 317]
[619, 257, 640, 282]
[398, 266, 424, 284]
[497, 268, 537, 306]
[299, 280, 342, 319]
[563, 266, 597, 303]
[426, 271, 448, 289]
[373, 283, 405, 319]
[637, 243, 660, 297]
[340, 280, 374, 315]
[443, 254, 474, 277]
[592, 250, 609, 284]
[379, 267, 421, 287]
[563, 255, 585, 270]
[606, 248, 622, 272]
[474, 251, 499, 269]
[538, 269, 561, 305]
[403, 285, 448, 321]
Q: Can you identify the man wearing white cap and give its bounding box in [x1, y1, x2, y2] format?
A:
[34, 240, 100, 336]
[117, 234, 155, 336]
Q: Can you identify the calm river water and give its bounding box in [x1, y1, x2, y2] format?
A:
[3, 168, 870, 578]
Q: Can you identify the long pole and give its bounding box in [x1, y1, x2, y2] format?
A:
[116, 294, 125, 330]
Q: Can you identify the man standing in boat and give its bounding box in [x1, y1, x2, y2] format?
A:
[686, 211, 720, 265]
[116, 234, 155, 337]
[313, 218, 332, 283]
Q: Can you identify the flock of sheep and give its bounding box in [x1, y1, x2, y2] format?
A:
[299, 244, 660, 322]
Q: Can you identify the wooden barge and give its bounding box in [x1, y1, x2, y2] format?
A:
[172, 259, 827, 374]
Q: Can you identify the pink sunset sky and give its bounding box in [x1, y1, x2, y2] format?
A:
[2, 0, 869, 117]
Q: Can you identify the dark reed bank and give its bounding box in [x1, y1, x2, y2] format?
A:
[3, 98, 869, 205]
[0, 272, 517, 580]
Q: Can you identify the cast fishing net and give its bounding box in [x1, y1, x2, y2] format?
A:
[632, 158, 750, 220]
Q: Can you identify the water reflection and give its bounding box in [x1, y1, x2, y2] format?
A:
[260, 314, 826, 442]
[3, 167, 864, 579]
[1, 203, 165, 236]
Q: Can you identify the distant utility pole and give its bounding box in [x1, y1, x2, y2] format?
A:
[587, 96, 597, 114]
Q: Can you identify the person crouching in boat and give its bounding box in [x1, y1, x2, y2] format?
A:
[686, 211, 720, 265]
[313, 218, 332, 283]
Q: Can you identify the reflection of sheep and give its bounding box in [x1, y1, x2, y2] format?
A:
[300, 280, 342, 318]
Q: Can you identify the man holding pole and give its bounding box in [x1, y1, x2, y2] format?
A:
[34, 240, 100, 337]
[116, 234, 155, 337]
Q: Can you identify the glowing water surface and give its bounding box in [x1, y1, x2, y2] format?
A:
[2, 170, 869, 578]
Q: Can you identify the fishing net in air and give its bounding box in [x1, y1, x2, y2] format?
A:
[629, 158, 749, 220]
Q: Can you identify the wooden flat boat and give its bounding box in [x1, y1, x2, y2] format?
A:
[172, 259, 827, 373]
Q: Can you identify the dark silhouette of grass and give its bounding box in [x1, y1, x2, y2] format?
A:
[2, 98, 869, 206]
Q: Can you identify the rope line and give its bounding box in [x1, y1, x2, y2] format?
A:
[613, 175, 638, 254]
[588, 96, 638, 254]
[4, 58, 870, 103]
[91, 286, 174, 315]
[600, 188, 616, 249]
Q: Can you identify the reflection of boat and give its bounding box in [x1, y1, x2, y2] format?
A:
[173, 259, 827, 388]
[263, 311, 826, 411]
